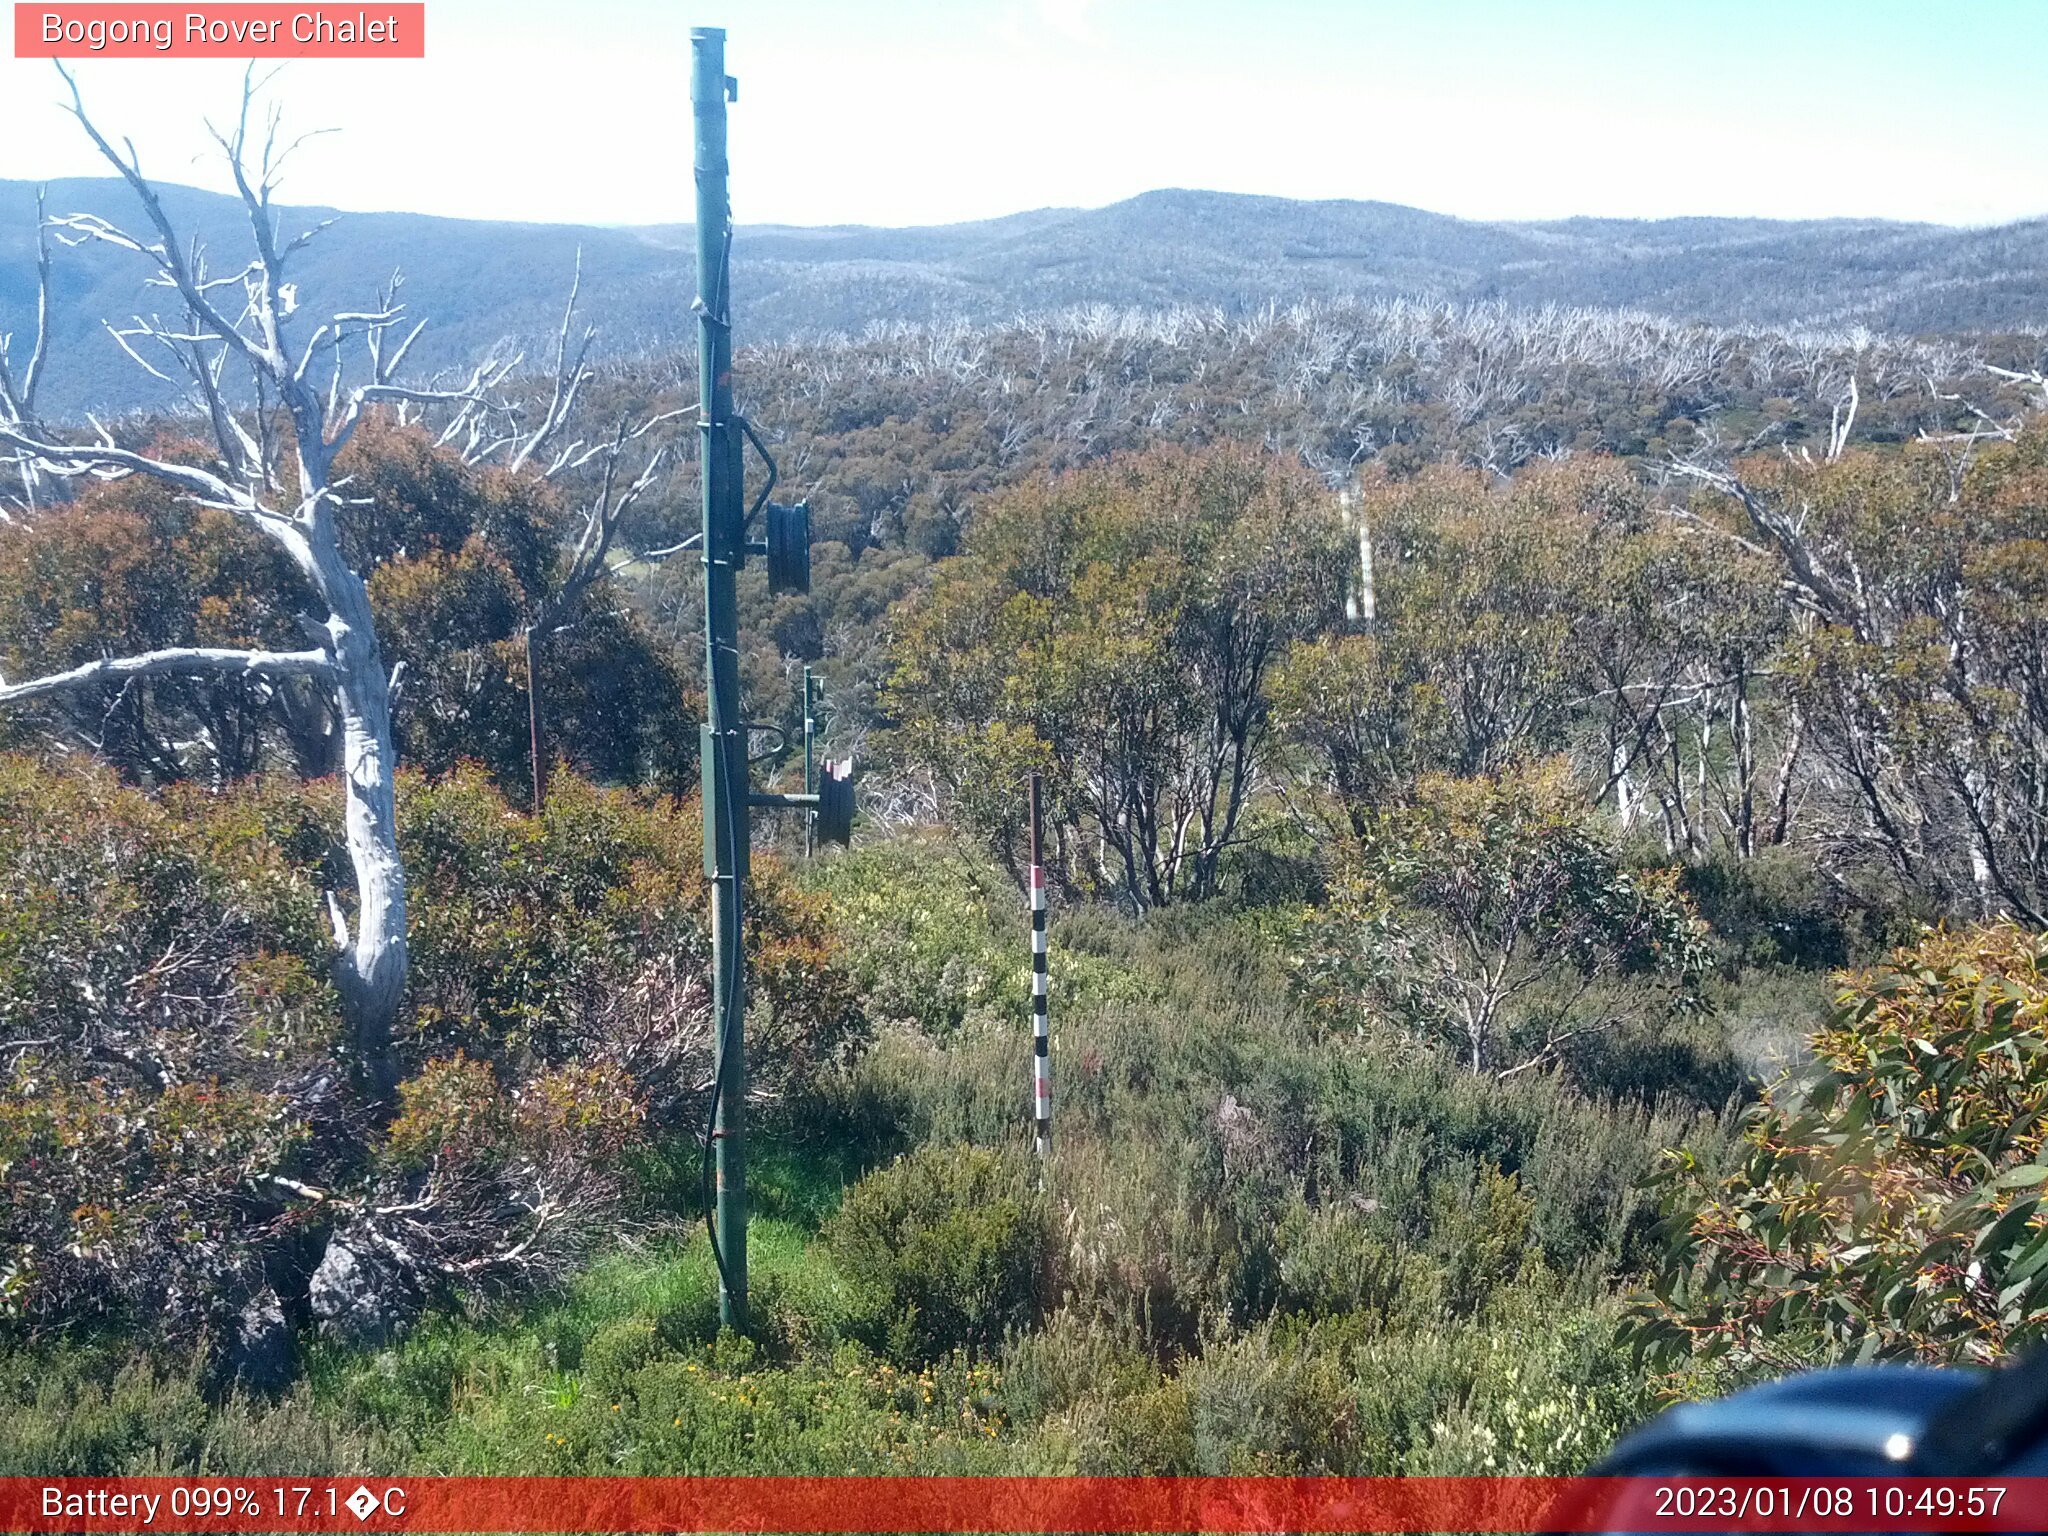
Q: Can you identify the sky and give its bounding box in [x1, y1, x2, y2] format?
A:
[1, 0, 2045, 230]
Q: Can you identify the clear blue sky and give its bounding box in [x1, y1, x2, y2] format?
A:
[2, 0, 2042, 228]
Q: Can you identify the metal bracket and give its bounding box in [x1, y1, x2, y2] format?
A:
[743, 721, 788, 763]
[745, 756, 854, 848]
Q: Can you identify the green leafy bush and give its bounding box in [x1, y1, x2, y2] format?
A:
[806, 838, 1150, 1040]
[805, 842, 1016, 1038]
[1301, 759, 1708, 1079]
[1630, 923, 2048, 1372]
[827, 1145, 1051, 1363]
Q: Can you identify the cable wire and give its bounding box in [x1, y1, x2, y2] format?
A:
[697, 213, 747, 1321]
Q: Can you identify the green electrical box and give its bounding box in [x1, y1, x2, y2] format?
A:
[701, 723, 749, 880]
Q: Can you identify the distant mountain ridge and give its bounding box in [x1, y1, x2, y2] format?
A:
[4, 179, 2046, 415]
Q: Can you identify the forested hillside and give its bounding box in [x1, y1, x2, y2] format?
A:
[6, 175, 2048, 413]
[609, 300, 2045, 766]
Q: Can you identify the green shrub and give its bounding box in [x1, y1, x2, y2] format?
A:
[1179, 1325, 1360, 1473]
[1367, 1281, 1660, 1474]
[1553, 1004, 1745, 1109]
[532, 1340, 1010, 1475]
[1055, 1135, 1251, 1353]
[807, 838, 1150, 1041]
[1431, 1166, 1535, 1317]
[830, 1024, 1027, 1157]
[805, 842, 1015, 1037]
[0, 1347, 400, 1475]
[581, 1318, 665, 1393]
[994, 1308, 1163, 1426]
[1300, 760, 1708, 1080]
[1703, 963, 1826, 1084]
[1631, 923, 2048, 1372]
[827, 1145, 1051, 1363]
[1086, 1378, 1198, 1473]
[1681, 844, 1911, 971]
[400, 766, 866, 1111]
[1270, 1199, 1426, 1323]
[0, 752, 867, 1361]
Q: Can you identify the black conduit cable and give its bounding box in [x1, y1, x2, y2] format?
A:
[708, 209, 777, 531]
[697, 215, 747, 1313]
[699, 643, 748, 1314]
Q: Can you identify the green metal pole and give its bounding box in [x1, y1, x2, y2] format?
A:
[693, 24, 746, 1331]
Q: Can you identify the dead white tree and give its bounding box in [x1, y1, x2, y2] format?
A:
[446, 256, 692, 634]
[0, 188, 52, 515]
[1825, 371, 1859, 461]
[395, 255, 694, 808]
[0, 69, 513, 1100]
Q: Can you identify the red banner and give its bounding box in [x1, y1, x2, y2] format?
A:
[2, 1476, 2047, 1533]
[13, 5, 425, 58]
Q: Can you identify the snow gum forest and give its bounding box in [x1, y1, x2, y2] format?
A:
[4, 76, 2048, 1478]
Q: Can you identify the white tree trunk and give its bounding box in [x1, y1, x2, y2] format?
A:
[322, 557, 406, 1097]
[1341, 485, 1377, 630]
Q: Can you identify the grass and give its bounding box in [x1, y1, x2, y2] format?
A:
[293, 1218, 877, 1473]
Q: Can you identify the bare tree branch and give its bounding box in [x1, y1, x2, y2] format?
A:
[1668, 456, 1863, 634]
[0, 187, 52, 423]
[0, 187, 55, 512]
[504, 248, 594, 475]
[0, 646, 335, 706]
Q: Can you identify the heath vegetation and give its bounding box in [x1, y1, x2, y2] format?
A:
[4, 80, 2048, 1475]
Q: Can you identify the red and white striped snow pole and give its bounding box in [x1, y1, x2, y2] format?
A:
[1028, 772, 1050, 1157]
